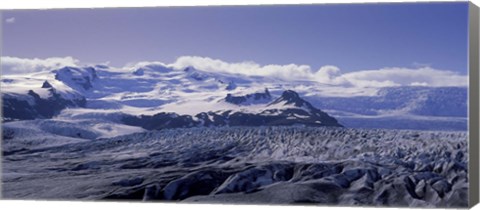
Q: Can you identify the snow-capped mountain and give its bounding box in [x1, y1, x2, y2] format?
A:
[53, 66, 98, 92]
[1, 63, 467, 132]
[2, 70, 87, 121]
[305, 86, 467, 130]
[307, 86, 467, 117]
[121, 89, 342, 130]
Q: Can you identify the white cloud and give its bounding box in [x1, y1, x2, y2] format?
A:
[127, 61, 167, 70]
[313, 65, 350, 86]
[5, 17, 15, 24]
[170, 56, 313, 81]
[1, 55, 467, 88]
[1, 56, 79, 74]
[410, 82, 429, 86]
[338, 67, 467, 87]
[168, 56, 467, 87]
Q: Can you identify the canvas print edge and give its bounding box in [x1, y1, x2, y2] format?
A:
[0, 2, 475, 208]
[469, 1, 480, 208]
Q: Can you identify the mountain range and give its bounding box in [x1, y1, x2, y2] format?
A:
[1, 63, 467, 138]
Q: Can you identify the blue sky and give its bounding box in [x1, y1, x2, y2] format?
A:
[2, 2, 469, 74]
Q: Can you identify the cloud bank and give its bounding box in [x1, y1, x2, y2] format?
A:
[170, 56, 467, 87]
[5, 17, 15, 24]
[171, 56, 313, 81]
[338, 67, 467, 87]
[1, 55, 467, 88]
[1, 56, 79, 75]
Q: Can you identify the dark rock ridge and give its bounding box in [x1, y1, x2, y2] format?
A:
[225, 88, 271, 105]
[122, 90, 342, 130]
[41, 81, 53, 88]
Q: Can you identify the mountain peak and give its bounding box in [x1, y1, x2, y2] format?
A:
[281, 90, 300, 100]
[41, 80, 53, 89]
[54, 66, 97, 91]
[269, 90, 311, 108]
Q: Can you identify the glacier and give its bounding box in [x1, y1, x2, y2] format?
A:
[2, 126, 468, 207]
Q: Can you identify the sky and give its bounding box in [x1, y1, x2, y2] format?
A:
[1, 2, 469, 75]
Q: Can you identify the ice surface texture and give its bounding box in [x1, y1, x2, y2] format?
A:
[2, 126, 468, 207]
